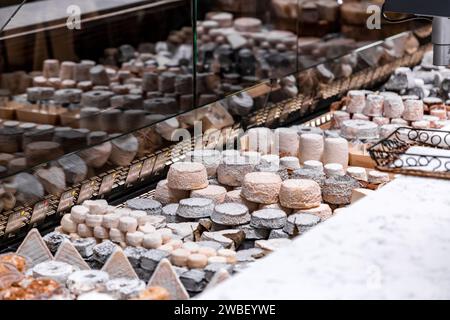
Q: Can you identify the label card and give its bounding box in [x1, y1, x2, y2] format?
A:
[99, 173, 116, 195]
[5, 210, 28, 234]
[57, 190, 76, 213]
[140, 157, 156, 179]
[78, 180, 98, 204]
[31, 200, 50, 224]
[153, 151, 170, 173]
[126, 162, 143, 185]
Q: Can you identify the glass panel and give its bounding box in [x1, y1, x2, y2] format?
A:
[0, 0, 194, 179]
[194, 0, 299, 108]
[296, 0, 430, 70]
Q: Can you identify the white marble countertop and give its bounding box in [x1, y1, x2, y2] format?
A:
[200, 175, 450, 300]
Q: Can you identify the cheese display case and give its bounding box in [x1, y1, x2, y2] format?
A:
[0, 0, 446, 301]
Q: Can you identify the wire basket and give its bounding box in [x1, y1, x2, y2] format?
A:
[368, 127, 450, 180]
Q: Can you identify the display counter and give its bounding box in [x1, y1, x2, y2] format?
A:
[0, 0, 446, 302]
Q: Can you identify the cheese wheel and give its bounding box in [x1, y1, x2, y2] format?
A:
[241, 172, 282, 204]
[167, 162, 208, 190]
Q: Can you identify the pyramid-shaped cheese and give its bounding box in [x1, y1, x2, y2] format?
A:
[205, 269, 230, 291]
[147, 258, 189, 300]
[101, 247, 138, 280]
[54, 240, 90, 270]
[16, 228, 53, 267]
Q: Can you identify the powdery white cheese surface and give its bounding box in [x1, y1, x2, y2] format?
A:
[200, 176, 450, 300]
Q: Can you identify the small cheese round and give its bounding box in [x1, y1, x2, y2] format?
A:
[274, 128, 300, 157]
[77, 224, 93, 238]
[143, 233, 163, 249]
[280, 157, 301, 171]
[403, 99, 424, 121]
[85, 214, 103, 228]
[154, 179, 190, 205]
[93, 226, 109, 239]
[158, 244, 174, 253]
[217, 249, 237, 264]
[83, 199, 109, 215]
[294, 203, 333, 221]
[130, 210, 148, 225]
[182, 242, 200, 253]
[251, 209, 287, 230]
[61, 214, 77, 233]
[138, 223, 156, 234]
[156, 228, 173, 244]
[303, 160, 324, 172]
[171, 248, 190, 267]
[198, 247, 216, 257]
[346, 167, 368, 181]
[207, 256, 227, 264]
[109, 228, 126, 243]
[186, 149, 222, 177]
[283, 213, 321, 235]
[217, 156, 255, 187]
[322, 138, 349, 168]
[211, 203, 251, 226]
[363, 94, 384, 117]
[126, 231, 144, 247]
[71, 206, 88, 224]
[166, 239, 183, 250]
[177, 198, 214, 219]
[299, 134, 324, 164]
[324, 163, 345, 177]
[368, 171, 390, 184]
[346, 90, 366, 114]
[190, 185, 227, 204]
[102, 214, 120, 229]
[224, 189, 259, 212]
[118, 217, 138, 233]
[187, 254, 208, 269]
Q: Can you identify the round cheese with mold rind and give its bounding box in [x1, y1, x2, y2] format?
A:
[279, 179, 322, 209]
[167, 162, 208, 191]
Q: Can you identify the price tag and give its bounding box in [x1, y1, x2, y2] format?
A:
[78, 180, 98, 204]
[5, 210, 28, 234]
[30, 200, 50, 224]
[57, 190, 76, 213]
[126, 162, 143, 185]
[140, 157, 156, 179]
[99, 173, 116, 195]
[153, 152, 169, 173]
